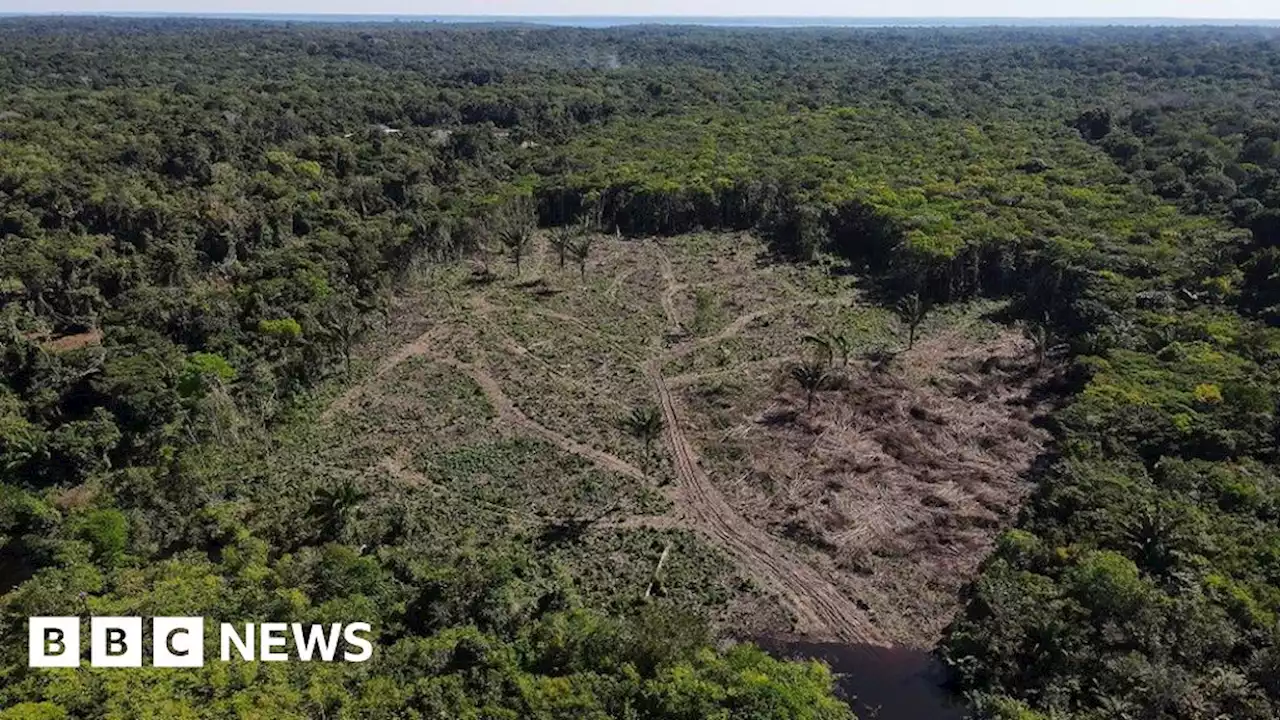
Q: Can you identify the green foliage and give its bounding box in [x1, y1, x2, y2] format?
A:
[0, 391, 44, 478]
[70, 509, 129, 567]
[0, 703, 67, 720]
[568, 234, 595, 281]
[896, 294, 928, 350]
[496, 198, 537, 276]
[691, 288, 721, 336]
[642, 644, 851, 720]
[257, 318, 304, 339]
[3, 17, 1280, 720]
[972, 697, 1051, 720]
[549, 225, 576, 270]
[789, 360, 831, 412]
[622, 405, 664, 457]
[178, 352, 236, 397]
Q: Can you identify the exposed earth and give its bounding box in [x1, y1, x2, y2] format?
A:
[323, 232, 1052, 713]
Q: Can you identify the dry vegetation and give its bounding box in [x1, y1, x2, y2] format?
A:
[680, 309, 1052, 645]
[321, 231, 1050, 647]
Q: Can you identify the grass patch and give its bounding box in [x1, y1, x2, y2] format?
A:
[411, 437, 667, 520]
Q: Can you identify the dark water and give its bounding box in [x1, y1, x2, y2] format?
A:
[756, 638, 965, 720]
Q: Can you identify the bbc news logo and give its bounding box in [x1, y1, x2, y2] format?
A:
[29, 617, 373, 667]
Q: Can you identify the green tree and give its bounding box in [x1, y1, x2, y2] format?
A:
[310, 480, 369, 542]
[790, 359, 830, 412]
[498, 223, 534, 277]
[897, 294, 928, 350]
[549, 224, 577, 270]
[569, 234, 595, 281]
[622, 404, 664, 468]
[72, 508, 129, 567]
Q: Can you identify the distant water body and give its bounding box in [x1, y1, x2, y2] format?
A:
[4, 13, 1280, 27]
[754, 637, 966, 720]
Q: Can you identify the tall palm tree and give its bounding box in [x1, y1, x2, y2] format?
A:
[1124, 506, 1197, 578]
[498, 224, 533, 276]
[897, 293, 928, 350]
[623, 404, 664, 469]
[311, 480, 369, 541]
[549, 224, 575, 270]
[790, 359, 830, 412]
[569, 234, 595, 281]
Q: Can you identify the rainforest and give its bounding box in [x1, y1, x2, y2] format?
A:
[1, 17, 1279, 720]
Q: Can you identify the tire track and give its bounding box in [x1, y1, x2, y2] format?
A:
[654, 242, 684, 330]
[448, 358, 648, 482]
[331, 244, 883, 646]
[644, 248, 882, 644]
[645, 357, 886, 645]
[321, 325, 448, 422]
[669, 295, 858, 360]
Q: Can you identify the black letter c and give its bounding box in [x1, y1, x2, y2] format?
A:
[166, 627, 190, 656]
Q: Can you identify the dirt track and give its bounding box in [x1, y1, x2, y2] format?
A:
[669, 295, 858, 360]
[324, 336, 646, 482]
[326, 237, 888, 645]
[646, 356, 886, 644]
[645, 243, 884, 644]
[654, 243, 684, 331]
[454, 359, 648, 482]
[320, 325, 448, 421]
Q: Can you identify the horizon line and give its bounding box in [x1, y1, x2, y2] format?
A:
[4, 12, 1280, 21]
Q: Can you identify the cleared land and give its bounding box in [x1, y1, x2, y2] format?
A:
[321, 231, 1050, 648]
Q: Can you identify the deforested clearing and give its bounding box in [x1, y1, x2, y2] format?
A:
[681, 312, 1053, 645]
[320, 232, 1055, 650]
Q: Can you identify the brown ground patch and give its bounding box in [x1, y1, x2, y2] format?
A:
[323, 232, 1047, 651]
[681, 326, 1051, 647]
[36, 328, 103, 353]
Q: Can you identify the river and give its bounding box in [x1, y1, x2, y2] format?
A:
[756, 637, 966, 720]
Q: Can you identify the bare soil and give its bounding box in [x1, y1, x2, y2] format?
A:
[36, 327, 103, 353]
[680, 325, 1051, 646]
[325, 232, 1049, 650]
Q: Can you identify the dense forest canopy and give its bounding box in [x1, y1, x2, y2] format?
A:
[1, 18, 1279, 719]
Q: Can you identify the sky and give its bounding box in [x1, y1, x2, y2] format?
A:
[4, 0, 1279, 19]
